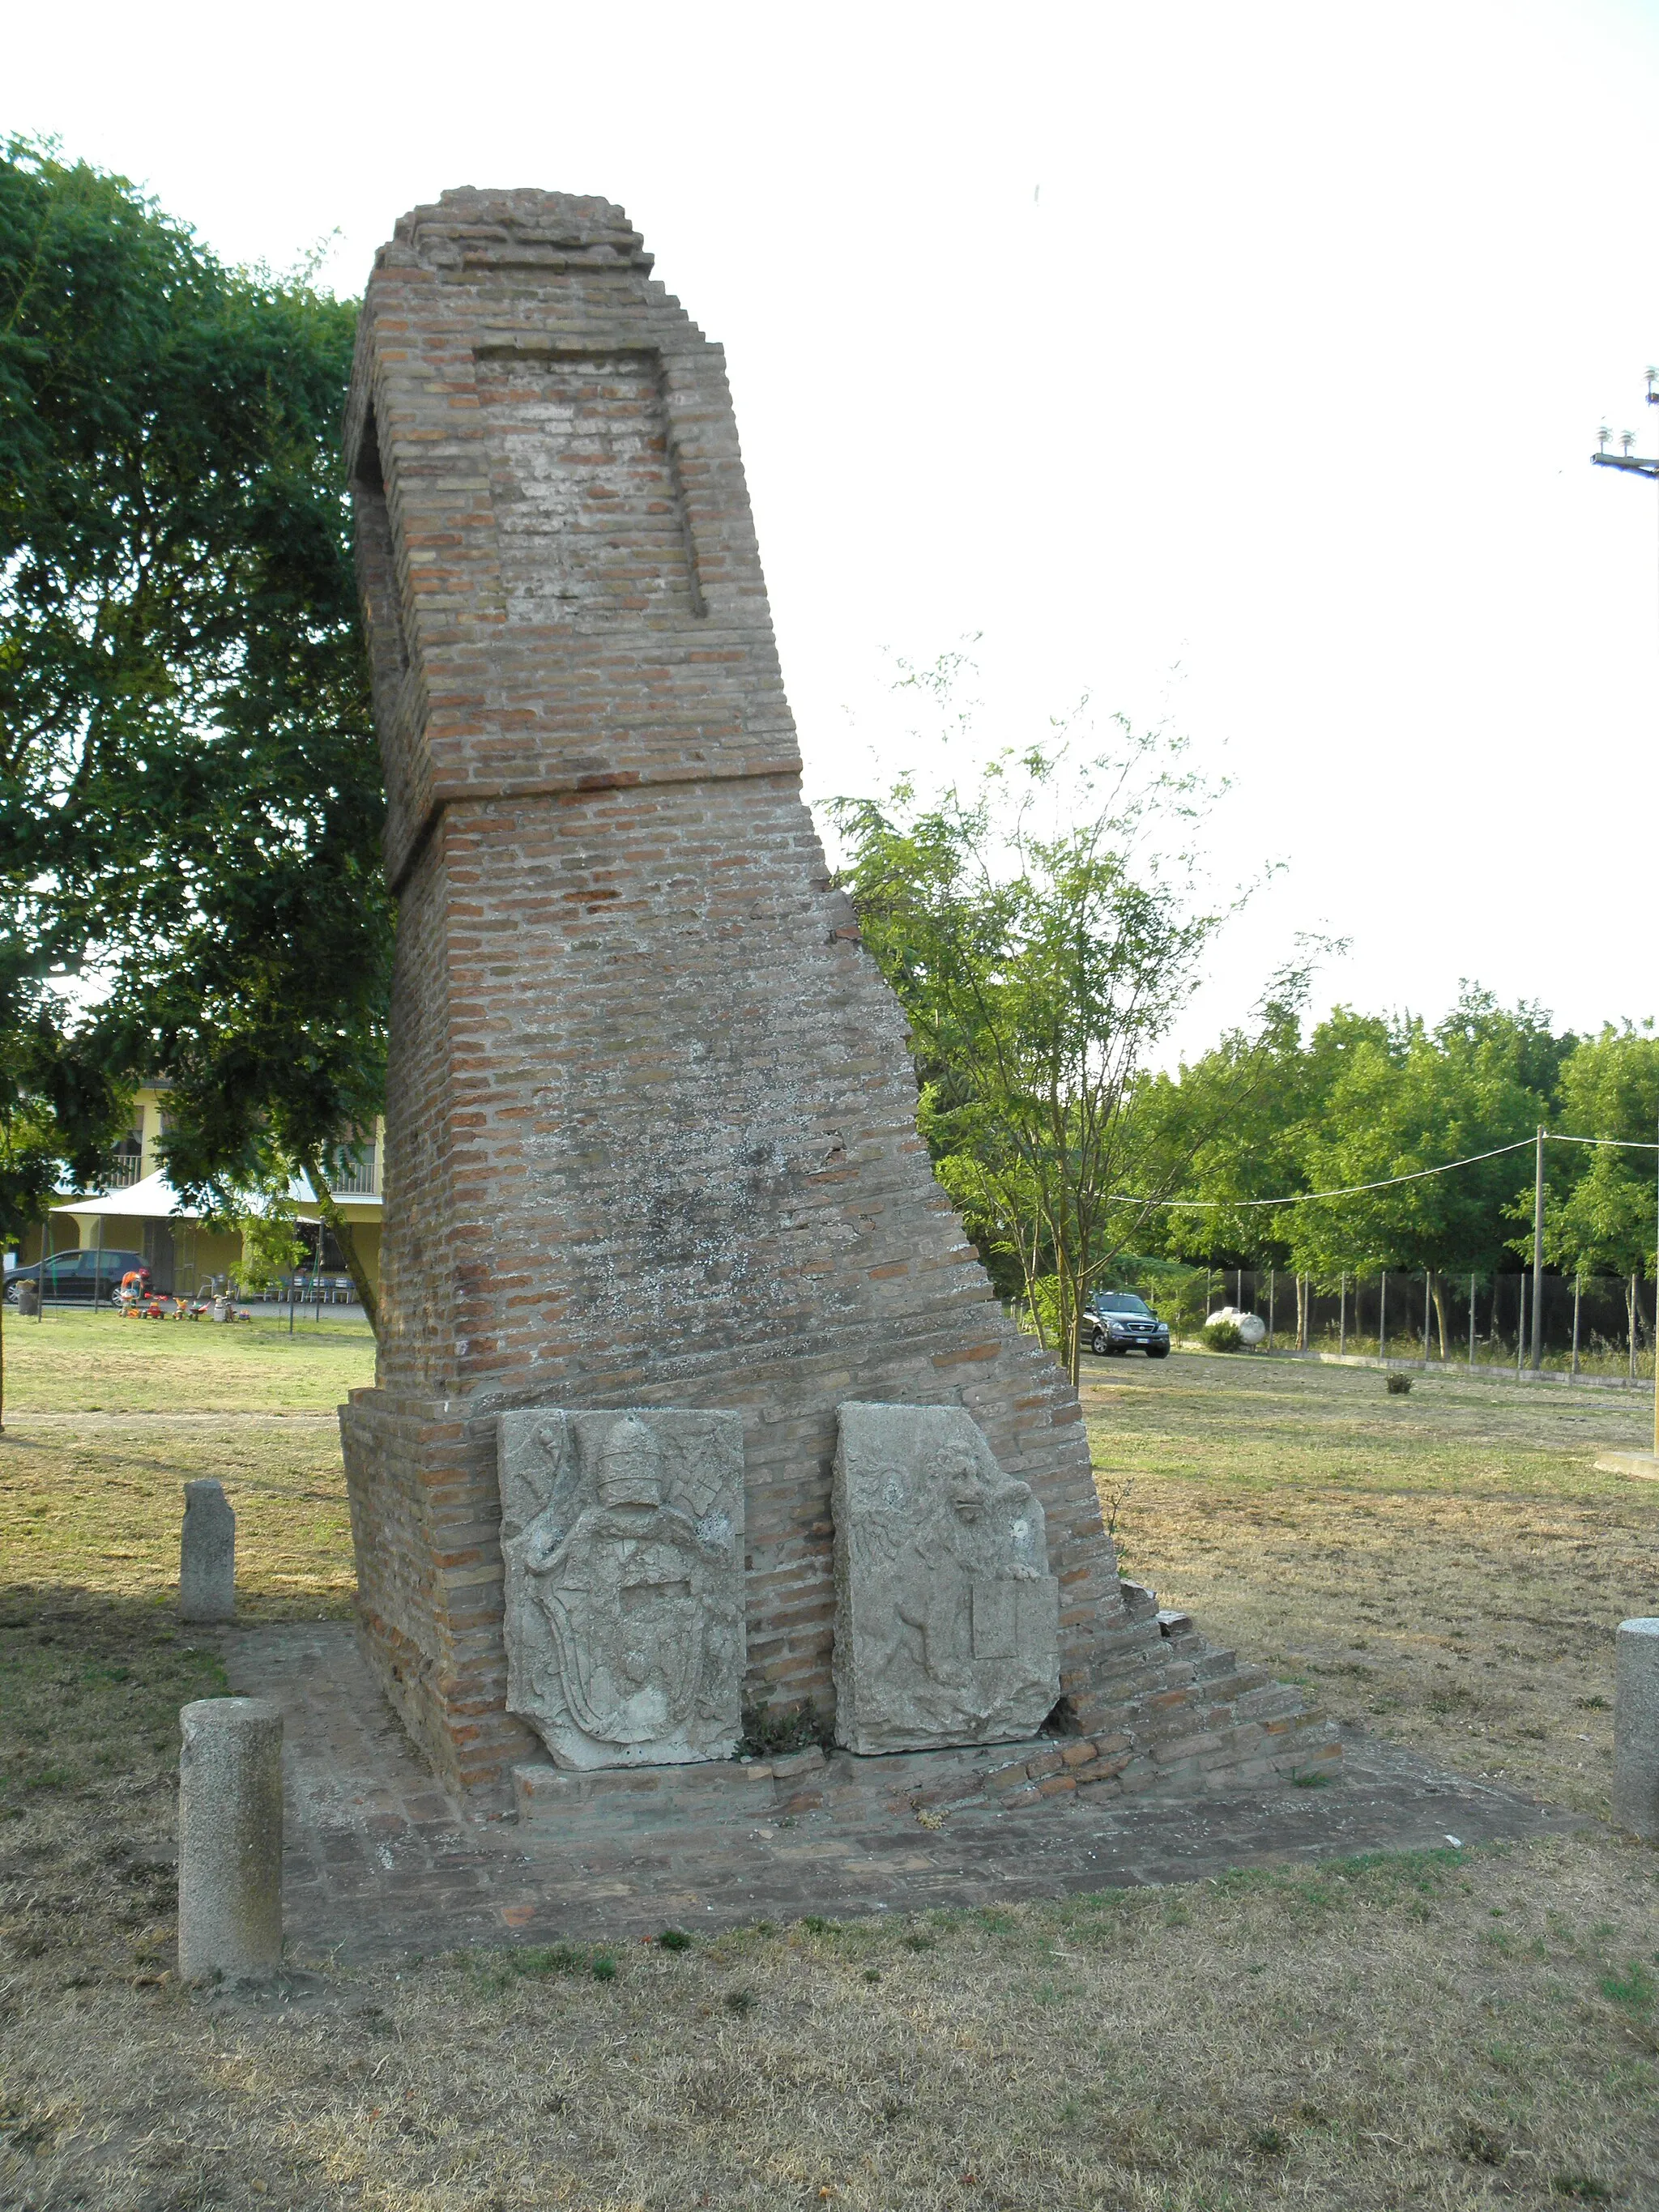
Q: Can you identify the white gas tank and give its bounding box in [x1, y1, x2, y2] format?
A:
[1209, 1305, 1268, 1346]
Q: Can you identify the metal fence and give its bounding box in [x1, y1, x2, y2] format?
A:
[1113, 1266, 1657, 1381]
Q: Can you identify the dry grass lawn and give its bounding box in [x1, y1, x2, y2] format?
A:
[1083, 1351, 1659, 1821]
[1, 1338, 1657, 2210]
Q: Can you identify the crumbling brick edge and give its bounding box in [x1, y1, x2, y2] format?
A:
[892, 1604, 1342, 1818]
[404, 1589, 1339, 1828]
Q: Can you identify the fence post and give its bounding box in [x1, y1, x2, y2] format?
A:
[1267, 1268, 1274, 1351]
[1516, 1276, 1526, 1379]
[1380, 1272, 1388, 1363]
[1631, 1272, 1638, 1389]
[1469, 1273, 1476, 1368]
[1614, 1619, 1659, 1839]
[1572, 1273, 1581, 1383]
[1422, 1270, 1431, 1366]
[1529, 1123, 1546, 1371]
[1339, 1272, 1347, 1357]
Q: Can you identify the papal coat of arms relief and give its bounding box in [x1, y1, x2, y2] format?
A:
[497, 1409, 746, 1770]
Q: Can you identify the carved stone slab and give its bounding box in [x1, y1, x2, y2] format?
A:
[497, 1409, 745, 1770]
[832, 1403, 1060, 1754]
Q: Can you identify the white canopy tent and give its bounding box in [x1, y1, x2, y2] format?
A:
[50, 1171, 203, 1223]
[49, 1170, 382, 1225]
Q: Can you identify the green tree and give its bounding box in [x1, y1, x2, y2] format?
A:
[1536, 1026, 1659, 1349]
[0, 139, 389, 1327]
[1288, 1011, 1520, 1264]
[1132, 999, 1347, 1273]
[0, 991, 130, 1426]
[834, 701, 1239, 1386]
[1136, 988, 1560, 1353]
[1282, 993, 1552, 1350]
[235, 1191, 309, 1297]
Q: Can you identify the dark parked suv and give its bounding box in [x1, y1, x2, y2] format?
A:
[1083, 1292, 1171, 1357]
[4, 1248, 145, 1305]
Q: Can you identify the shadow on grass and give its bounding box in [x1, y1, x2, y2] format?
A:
[0, 1585, 241, 1976]
[1, 1584, 231, 1823]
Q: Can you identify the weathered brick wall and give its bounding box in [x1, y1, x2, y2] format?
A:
[339, 189, 1323, 1810]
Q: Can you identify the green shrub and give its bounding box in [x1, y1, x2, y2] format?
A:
[1201, 1319, 1243, 1352]
[1386, 1373, 1413, 1396]
[739, 1694, 831, 1758]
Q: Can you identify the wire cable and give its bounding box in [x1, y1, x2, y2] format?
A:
[1107, 1128, 1655, 1211]
[1544, 1132, 1659, 1150]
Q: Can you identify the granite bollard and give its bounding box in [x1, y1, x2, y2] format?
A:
[1614, 1617, 1659, 1839]
[177, 1697, 284, 1983]
[180, 1478, 236, 1622]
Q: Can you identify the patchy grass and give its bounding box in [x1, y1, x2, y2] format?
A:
[0, 1592, 227, 1832]
[2, 1341, 1657, 2206]
[1085, 1351, 1659, 1819]
[1, 1303, 374, 1414]
[2, 1740, 1656, 2210]
[0, 1423, 356, 1622]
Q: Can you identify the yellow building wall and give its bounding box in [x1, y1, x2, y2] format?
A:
[10, 1089, 383, 1294]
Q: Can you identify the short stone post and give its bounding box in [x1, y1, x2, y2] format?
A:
[180, 1479, 236, 1622]
[1614, 1619, 1659, 1839]
[177, 1698, 284, 1983]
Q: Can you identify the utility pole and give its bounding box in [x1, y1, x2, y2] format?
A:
[1530, 1124, 1546, 1370]
[1592, 381, 1659, 1455]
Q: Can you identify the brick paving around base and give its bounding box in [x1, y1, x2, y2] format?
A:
[221, 1625, 1581, 1964]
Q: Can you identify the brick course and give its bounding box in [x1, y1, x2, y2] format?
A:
[340, 188, 1330, 1813]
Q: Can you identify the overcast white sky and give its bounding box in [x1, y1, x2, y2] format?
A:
[10, 0, 1659, 1063]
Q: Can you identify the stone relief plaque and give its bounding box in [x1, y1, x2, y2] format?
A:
[497, 1409, 745, 1770]
[832, 1402, 1060, 1754]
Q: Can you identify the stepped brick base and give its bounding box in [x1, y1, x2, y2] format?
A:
[509, 1617, 1339, 1845]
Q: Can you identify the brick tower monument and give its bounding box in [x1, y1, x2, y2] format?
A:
[339, 190, 1326, 1810]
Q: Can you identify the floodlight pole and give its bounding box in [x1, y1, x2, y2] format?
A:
[1591, 378, 1659, 1452]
